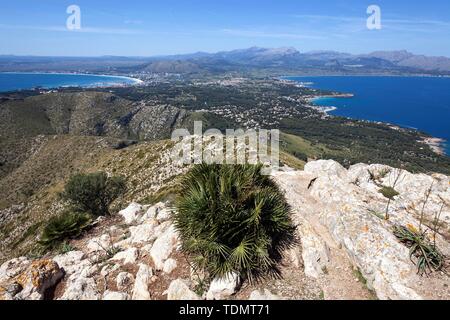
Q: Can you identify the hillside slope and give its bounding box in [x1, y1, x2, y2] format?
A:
[0, 92, 187, 142]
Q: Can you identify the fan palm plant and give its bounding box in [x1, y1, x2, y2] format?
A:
[39, 212, 92, 250]
[174, 164, 295, 282]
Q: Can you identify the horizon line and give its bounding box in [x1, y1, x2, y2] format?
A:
[1, 47, 449, 59]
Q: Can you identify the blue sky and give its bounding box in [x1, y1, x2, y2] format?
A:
[1, 0, 450, 57]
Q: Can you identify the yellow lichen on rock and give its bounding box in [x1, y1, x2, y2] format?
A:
[14, 259, 63, 298]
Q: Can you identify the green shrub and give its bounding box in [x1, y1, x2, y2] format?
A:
[39, 212, 92, 249]
[61, 172, 126, 216]
[174, 164, 296, 281]
[393, 225, 445, 275]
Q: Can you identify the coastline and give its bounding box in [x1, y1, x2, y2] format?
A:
[280, 74, 450, 79]
[284, 77, 449, 157]
[305, 93, 354, 115]
[0, 71, 144, 86]
[420, 137, 446, 156]
[309, 92, 448, 156]
[306, 93, 354, 103]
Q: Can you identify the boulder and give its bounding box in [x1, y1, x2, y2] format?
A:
[206, 272, 240, 300]
[304, 159, 348, 180]
[53, 251, 89, 276]
[139, 202, 170, 223]
[59, 266, 100, 300]
[119, 203, 144, 224]
[150, 224, 179, 270]
[156, 207, 172, 223]
[129, 221, 158, 245]
[111, 248, 139, 265]
[15, 260, 64, 300]
[140, 205, 158, 222]
[116, 272, 134, 291]
[167, 279, 201, 300]
[132, 264, 152, 300]
[102, 290, 130, 300]
[249, 289, 282, 300]
[0, 257, 30, 283]
[163, 259, 177, 274]
[87, 234, 112, 253]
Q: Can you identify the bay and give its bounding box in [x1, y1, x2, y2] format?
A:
[287, 76, 450, 155]
[0, 72, 141, 93]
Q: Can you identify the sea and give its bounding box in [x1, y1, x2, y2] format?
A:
[286, 76, 450, 156]
[0, 72, 140, 93]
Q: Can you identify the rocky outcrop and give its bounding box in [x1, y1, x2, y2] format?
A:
[103, 290, 130, 300]
[150, 225, 179, 270]
[14, 260, 64, 300]
[166, 279, 201, 300]
[111, 248, 140, 265]
[1, 161, 448, 301]
[273, 160, 450, 300]
[206, 272, 241, 300]
[132, 264, 153, 300]
[249, 289, 282, 300]
[119, 203, 145, 225]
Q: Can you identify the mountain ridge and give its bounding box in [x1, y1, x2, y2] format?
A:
[2, 47, 450, 74]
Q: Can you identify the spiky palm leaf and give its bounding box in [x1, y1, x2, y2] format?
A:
[39, 212, 92, 250]
[174, 164, 295, 281]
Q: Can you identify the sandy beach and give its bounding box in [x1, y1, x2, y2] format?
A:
[421, 137, 446, 155]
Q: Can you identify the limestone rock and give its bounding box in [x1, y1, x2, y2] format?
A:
[100, 264, 120, 277]
[59, 266, 100, 300]
[297, 217, 330, 278]
[132, 264, 152, 300]
[163, 259, 177, 274]
[53, 251, 88, 276]
[304, 159, 348, 180]
[0, 257, 30, 283]
[119, 202, 144, 224]
[111, 248, 139, 265]
[206, 272, 240, 300]
[273, 160, 450, 300]
[156, 206, 172, 223]
[15, 260, 64, 300]
[249, 289, 282, 300]
[140, 205, 158, 222]
[87, 234, 112, 253]
[150, 224, 179, 270]
[116, 272, 134, 291]
[140, 202, 171, 223]
[102, 290, 130, 300]
[129, 221, 158, 245]
[167, 279, 201, 300]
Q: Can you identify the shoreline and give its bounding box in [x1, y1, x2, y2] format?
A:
[307, 93, 354, 103]
[309, 92, 448, 156]
[304, 93, 354, 115]
[280, 74, 450, 79]
[284, 77, 449, 157]
[0, 71, 144, 86]
[420, 137, 446, 156]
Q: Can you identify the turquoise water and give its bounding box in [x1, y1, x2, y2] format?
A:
[287, 76, 450, 155]
[0, 72, 140, 92]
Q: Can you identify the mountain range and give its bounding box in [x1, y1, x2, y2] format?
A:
[1, 48, 450, 75]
